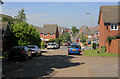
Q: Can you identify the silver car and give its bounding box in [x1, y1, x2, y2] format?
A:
[27, 45, 42, 56]
[47, 42, 60, 49]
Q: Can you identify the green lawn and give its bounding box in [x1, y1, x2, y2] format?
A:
[84, 49, 120, 56]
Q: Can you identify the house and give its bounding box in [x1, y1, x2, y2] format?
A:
[37, 24, 59, 42]
[1, 22, 12, 52]
[98, 5, 120, 53]
[58, 26, 64, 36]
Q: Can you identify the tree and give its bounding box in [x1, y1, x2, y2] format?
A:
[14, 9, 27, 23]
[72, 26, 77, 34]
[11, 22, 41, 47]
[80, 32, 87, 42]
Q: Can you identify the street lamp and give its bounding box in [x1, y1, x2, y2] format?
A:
[85, 12, 93, 52]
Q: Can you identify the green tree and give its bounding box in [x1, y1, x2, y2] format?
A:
[72, 26, 77, 34]
[49, 39, 55, 42]
[80, 32, 87, 42]
[14, 9, 27, 23]
[61, 32, 71, 41]
[11, 22, 41, 47]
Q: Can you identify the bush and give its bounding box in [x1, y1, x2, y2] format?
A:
[92, 43, 96, 49]
[41, 41, 46, 49]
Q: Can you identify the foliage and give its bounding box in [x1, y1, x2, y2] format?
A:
[92, 42, 96, 49]
[11, 22, 41, 47]
[60, 32, 71, 41]
[80, 33, 87, 42]
[72, 26, 78, 34]
[107, 36, 115, 45]
[49, 39, 55, 42]
[41, 41, 46, 49]
[14, 9, 27, 23]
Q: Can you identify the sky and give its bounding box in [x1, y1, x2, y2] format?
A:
[2, 2, 118, 28]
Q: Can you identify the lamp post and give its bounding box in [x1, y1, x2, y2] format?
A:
[85, 12, 93, 52]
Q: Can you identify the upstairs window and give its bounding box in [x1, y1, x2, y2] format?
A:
[44, 34, 47, 36]
[50, 34, 53, 36]
[110, 24, 118, 30]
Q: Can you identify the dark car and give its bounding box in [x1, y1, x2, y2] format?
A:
[8, 46, 32, 61]
[27, 45, 42, 56]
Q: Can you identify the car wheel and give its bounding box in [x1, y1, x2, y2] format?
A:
[47, 48, 49, 50]
[39, 53, 42, 56]
[24, 55, 28, 61]
[36, 52, 38, 57]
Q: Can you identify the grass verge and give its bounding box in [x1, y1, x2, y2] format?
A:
[84, 49, 120, 56]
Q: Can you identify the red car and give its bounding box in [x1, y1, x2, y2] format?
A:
[65, 42, 70, 46]
[76, 37, 79, 42]
[76, 39, 79, 42]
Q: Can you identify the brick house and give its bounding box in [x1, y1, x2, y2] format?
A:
[37, 24, 59, 42]
[58, 26, 64, 36]
[98, 5, 120, 53]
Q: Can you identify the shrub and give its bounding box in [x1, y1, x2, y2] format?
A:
[92, 43, 96, 49]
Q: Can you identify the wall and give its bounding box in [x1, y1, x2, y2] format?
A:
[99, 12, 120, 50]
[106, 39, 120, 53]
[99, 12, 106, 50]
[40, 33, 56, 40]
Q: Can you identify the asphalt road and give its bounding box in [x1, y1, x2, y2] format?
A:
[2, 46, 118, 77]
[2, 35, 119, 78]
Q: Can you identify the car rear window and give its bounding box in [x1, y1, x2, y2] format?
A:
[70, 45, 80, 48]
[27, 46, 35, 48]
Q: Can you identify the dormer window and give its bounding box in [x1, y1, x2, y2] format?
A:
[110, 24, 118, 30]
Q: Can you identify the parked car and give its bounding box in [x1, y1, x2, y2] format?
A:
[47, 42, 60, 49]
[27, 45, 42, 56]
[68, 43, 81, 55]
[76, 39, 79, 42]
[65, 42, 70, 46]
[69, 41, 73, 44]
[8, 46, 32, 61]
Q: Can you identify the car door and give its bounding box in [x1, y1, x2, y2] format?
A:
[25, 47, 31, 57]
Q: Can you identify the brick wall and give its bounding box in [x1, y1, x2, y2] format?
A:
[99, 12, 120, 50]
[99, 12, 106, 50]
[106, 39, 120, 53]
[40, 33, 56, 40]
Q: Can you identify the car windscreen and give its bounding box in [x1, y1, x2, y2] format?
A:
[27, 46, 35, 48]
[70, 45, 80, 48]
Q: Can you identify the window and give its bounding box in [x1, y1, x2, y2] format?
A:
[106, 24, 108, 30]
[44, 34, 47, 36]
[50, 34, 53, 36]
[110, 24, 118, 30]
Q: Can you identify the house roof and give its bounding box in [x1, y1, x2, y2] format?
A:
[98, 5, 120, 24]
[37, 24, 58, 34]
[0, 22, 8, 29]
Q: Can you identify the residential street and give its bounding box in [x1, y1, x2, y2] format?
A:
[3, 45, 118, 77]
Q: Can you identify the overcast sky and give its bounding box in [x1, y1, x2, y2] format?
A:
[2, 2, 118, 28]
